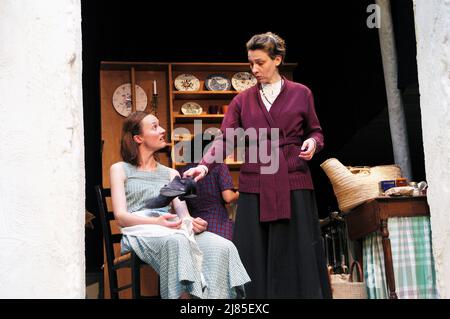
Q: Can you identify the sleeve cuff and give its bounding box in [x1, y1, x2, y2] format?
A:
[309, 137, 317, 150]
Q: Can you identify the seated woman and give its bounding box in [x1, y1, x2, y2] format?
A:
[110, 111, 250, 299]
[178, 134, 239, 240]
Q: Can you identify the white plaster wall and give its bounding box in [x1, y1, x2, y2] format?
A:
[413, 0, 450, 299]
[0, 0, 85, 298]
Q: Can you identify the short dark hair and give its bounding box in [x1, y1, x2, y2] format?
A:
[120, 111, 149, 166]
[246, 32, 286, 63]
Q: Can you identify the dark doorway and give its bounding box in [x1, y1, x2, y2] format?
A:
[81, 0, 423, 272]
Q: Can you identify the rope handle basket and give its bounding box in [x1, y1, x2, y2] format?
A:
[329, 261, 364, 282]
[348, 166, 371, 175]
[320, 158, 402, 213]
[349, 261, 364, 283]
[330, 261, 367, 299]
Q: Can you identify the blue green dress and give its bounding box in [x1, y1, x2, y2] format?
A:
[120, 162, 250, 299]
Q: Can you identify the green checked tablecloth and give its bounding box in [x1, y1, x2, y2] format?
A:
[363, 216, 438, 299]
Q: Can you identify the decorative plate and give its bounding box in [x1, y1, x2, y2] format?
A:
[205, 74, 231, 91]
[181, 102, 203, 115]
[112, 83, 147, 117]
[174, 74, 200, 91]
[231, 72, 257, 91]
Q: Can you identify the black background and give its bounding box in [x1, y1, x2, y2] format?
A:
[81, 0, 423, 271]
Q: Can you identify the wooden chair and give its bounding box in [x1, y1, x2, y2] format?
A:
[95, 185, 159, 299]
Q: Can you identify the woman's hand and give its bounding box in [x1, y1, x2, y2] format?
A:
[156, 213, 182, 229]
[192, 217, 208, 234]
[183, 166, 207, 182]
[298, 138, 317, 161]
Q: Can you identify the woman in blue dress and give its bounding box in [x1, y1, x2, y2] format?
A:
[109, 111, 250, 299]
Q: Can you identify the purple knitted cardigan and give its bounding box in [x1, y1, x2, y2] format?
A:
[200, 78, 324, 222]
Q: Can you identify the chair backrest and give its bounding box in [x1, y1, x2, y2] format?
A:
[94, 185, 123, 297]
[94, 185, 159, 299]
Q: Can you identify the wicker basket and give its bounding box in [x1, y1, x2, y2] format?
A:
[330, 261, 368, 299]
[320, 158, 401, 213]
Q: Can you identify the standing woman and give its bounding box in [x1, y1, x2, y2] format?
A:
[184, 32, 331, 298]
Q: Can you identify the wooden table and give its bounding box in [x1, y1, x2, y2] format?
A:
[345, 196, 430, 299]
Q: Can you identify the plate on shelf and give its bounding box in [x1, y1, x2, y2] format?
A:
[181, 102, 203, 115]
[111, 83, 148, 117]
[174, 74, 200, 91]
[231, 72, 257, 91]
[205, 74, 231, 91]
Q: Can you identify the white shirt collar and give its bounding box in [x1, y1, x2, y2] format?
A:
[261, 78, 283, 90]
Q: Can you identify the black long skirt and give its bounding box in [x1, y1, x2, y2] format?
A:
[233, 190, 332, 299]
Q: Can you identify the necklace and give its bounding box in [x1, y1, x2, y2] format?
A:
[260, 79, 283, 106]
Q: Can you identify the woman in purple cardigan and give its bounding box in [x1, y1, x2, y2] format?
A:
[184, 32, 331, 298]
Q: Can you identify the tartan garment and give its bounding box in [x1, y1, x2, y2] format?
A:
[178, 163, 235, 240]
[363, 216, 438, 299]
